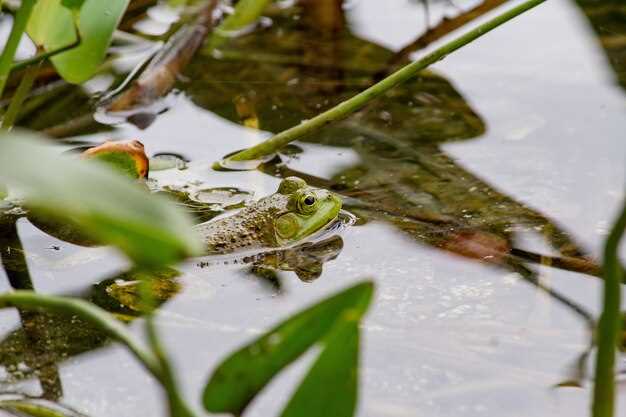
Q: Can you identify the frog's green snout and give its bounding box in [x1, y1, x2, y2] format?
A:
[316, 189, 342, 219]
[316, 190, 342, 227]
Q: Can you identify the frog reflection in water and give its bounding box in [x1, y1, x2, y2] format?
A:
[194, 177, 342, 254]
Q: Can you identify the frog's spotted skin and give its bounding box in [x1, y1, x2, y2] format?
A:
[193, 177, 342, 254]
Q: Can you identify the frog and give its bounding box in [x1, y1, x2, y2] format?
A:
[193, 177, 342, 254]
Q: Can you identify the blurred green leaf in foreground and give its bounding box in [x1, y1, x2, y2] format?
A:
[0, 131, 201, 267]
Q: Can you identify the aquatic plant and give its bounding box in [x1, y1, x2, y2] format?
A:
[592, 198, 626, 417]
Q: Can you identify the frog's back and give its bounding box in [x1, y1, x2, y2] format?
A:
[194, 193, 288, 254]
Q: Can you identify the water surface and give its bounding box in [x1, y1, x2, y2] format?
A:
[2, 0, 626, 416]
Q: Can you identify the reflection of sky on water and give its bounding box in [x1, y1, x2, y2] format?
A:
[1, 0, 625, 416]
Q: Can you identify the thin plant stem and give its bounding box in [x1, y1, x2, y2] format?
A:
[228, 0, 546, 161]
[0, 0, 37, 101]
[146, 315, 200, 417]
[2, 59, 40, 130]
[0, 291, 164, 381]
[592, 198, 626, 417]
[138, 275, 199, 417]
[10, 38, 81, 72]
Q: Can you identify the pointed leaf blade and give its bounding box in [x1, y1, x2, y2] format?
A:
[281, 320, 360, 417]
[202, 281, 373, 415]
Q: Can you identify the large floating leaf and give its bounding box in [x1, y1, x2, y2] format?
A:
[203, 281, 373, 415]
[0, 132, 201, 266]
[27, 0, 129, 83]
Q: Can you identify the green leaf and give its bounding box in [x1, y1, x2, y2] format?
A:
[61, 0, 86, 11]
[281, 320, 359, 417]
[0, 131, 201, 266]
[27, 0, 75, 48]
[203, 281, 373, 415]
[27, 0, 129, 83]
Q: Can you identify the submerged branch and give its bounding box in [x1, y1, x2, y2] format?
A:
[227, 0, 547, 162]
[106, 0, 218, 113]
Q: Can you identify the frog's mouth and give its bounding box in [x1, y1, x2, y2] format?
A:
[275, 193, 342, 246]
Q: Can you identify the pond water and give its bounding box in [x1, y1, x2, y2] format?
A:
[1, 0, 626, 416]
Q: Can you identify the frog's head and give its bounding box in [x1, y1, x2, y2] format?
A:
[272, 177, 342, 246]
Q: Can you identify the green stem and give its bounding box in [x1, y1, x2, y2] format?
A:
[0, 291, 164, 382]
[10, 38, 81, 73]
[592, 198, 626, 417]
[0, 0, 37, 101]
[2, 59, 40, 130]
[137, 275, 199, 417]
[228, 0, 546, 161]
[146, 316, 200, 417]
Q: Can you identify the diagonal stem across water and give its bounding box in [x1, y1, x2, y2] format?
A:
[226, 0, 547, 162]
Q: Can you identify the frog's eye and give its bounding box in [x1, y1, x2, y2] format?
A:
[297, 193, 318, 214]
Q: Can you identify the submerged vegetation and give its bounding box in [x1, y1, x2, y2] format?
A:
[0, 0, 625, 417]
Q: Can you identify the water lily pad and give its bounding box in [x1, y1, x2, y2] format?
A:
[150, 153, 188, 171]
[191, 187, 253, 209]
